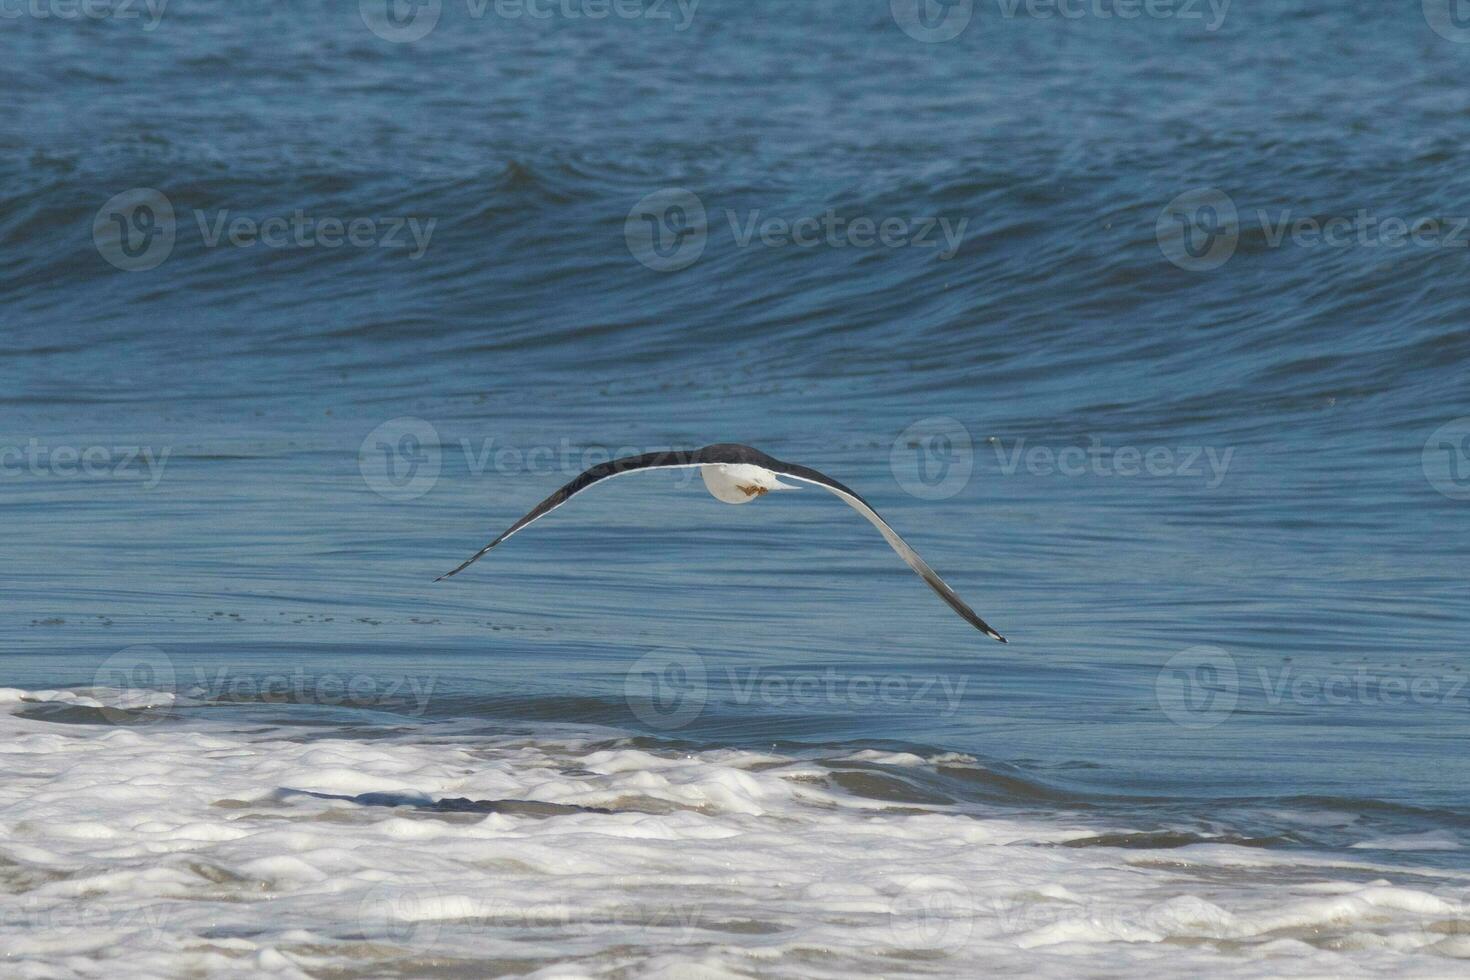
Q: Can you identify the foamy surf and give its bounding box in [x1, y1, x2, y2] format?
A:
[0, 687, 1466, 979]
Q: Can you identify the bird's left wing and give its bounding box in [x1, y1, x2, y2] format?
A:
[769, 459, 1008, 643]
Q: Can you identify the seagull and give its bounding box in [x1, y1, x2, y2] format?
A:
[436, 443, 1006, 642]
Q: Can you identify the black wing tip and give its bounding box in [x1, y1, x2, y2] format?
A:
[434, 544, 498, 582]
[978, 623, 1008, 643]
[436, 560, 478, 582]
[434, 561, 471, 583]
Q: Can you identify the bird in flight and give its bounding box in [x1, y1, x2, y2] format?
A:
[437, 443, 1006, 642]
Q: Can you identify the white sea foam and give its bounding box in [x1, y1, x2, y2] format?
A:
[0, 687, 1467, 978]
[1352, 832, 1464, 851]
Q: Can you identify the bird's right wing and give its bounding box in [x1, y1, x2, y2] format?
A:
[435, 450, 705, 581]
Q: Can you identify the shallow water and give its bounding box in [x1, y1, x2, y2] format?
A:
[3, 1, 1470, 976]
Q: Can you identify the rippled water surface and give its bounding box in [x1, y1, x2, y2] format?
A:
[3, 2, 1470, 976]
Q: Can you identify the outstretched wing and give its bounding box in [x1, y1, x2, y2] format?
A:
[768, 459, 1008, 643]
[435, 450, 705, 581]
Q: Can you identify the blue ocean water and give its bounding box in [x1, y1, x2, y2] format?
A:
[3, 3, 1470, 971]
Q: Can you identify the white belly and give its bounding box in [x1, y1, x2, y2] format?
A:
[700, 463, 793, 504]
